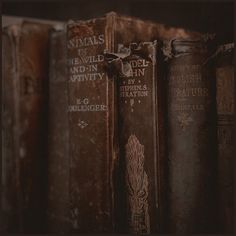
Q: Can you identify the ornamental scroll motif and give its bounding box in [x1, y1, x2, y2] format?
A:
[125, 134, 150, 234]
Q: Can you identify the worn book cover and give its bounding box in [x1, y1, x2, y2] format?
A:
[2, 21, 52, 233]
[216, 43, 234, 233]
[107, 41, 160, 234]
[164, 38, 218, 233]
[47, 27, 70, 233]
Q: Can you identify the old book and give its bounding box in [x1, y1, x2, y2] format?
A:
[2, 26, 18, 233]
[47, 27, 70, 233]
[215, 43, 234, 233]
[1, 21, 52, 233]
[109, 41, 160, 234]
[67, 14, 116, 234]
[164, 38, 218, 233]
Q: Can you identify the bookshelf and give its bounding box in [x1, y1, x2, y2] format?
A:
[2, 0, 234, 234]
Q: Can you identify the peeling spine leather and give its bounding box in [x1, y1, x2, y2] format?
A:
[162, 33, 216, 61]
[104, 41, 157, 77]
[216, 42, 234, 54]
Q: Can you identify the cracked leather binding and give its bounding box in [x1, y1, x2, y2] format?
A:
[165, 38, 218, 233]
[216, 43, 234, 233]
[47, 28, 70, 233]
[113, 42, 162, 234]
[2, 22, 52, 233]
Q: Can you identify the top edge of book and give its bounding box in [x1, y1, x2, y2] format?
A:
[66, 11, 208, 40]
[2, 15, 65, 30]
[67, 11, 171, 28]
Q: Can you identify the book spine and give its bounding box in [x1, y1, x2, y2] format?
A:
[17, 22, 51, 233]
[156, 47, 168, 234]
[216, 43, 234, 233]
[66, 16, 115, 233]
[166, 39, 217, 233]
[115, 42, 159, 234]
[2, 26, 20, 234]
[2, 22, 51, 233]
[47, 28, 70, 233]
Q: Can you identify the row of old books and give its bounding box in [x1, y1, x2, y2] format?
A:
[1, 12, 234, 234]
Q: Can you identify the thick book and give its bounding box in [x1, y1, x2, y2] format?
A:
[2, 21, 52, 233]
[215, 43, 234, 233]
[66, 12, 200, 233]
[164, 38, 218, 233]
[47, 27, 70, 233]
[111, 41, 160, 234]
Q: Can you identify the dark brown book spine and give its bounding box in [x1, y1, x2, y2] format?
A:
[66, 14, 117, 233]
[115, 42, 159, 234]
[165, 39, 217, 233]
[2, 22, 51, 233]
[216, 43, 234, 233]
[47, 28, 70, 233]
[2, 26, 19, 234]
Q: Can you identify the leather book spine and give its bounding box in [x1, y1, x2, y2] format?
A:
[66, 14, 116, 233]
[165, 39, 218, 233]
[156, 47, 168, 234]
[17, 22, 51, 233]
[2, 22, 52, 233]
[47, 28, 70, 233]
[216, 43, 234, 233]
[2, 26, 19, 234]
[114, 42, 159, 234]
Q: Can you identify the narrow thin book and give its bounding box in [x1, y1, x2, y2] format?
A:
[47, 27, 70, 233]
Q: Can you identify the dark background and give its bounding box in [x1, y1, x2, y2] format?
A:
[2, 0, 234, 44]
